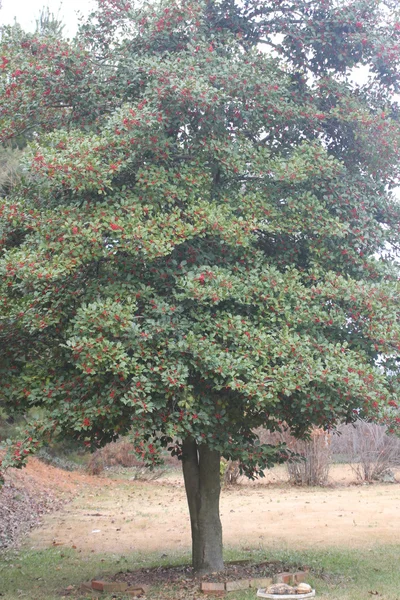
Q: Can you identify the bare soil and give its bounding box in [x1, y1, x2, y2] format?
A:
[23, 463, 400, 555]
[111, 560, 292, 586]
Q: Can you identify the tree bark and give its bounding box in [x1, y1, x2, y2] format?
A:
[182, 437, 224, 574]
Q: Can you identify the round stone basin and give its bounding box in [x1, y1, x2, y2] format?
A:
[257, 590, 315, 599]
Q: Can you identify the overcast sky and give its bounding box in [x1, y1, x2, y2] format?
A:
[0, 0, 96, 37]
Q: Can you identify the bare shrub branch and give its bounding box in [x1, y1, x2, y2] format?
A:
[332, 420, 400, 482]
[283, 429, 332, 486]
[257, 427, 332, 486]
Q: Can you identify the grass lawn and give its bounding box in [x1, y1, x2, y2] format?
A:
[1, 544, 400, 600]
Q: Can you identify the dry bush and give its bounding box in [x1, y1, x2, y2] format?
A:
[332, 420, 400, 482]
[87, 452, 106, 476]
[283, 428, 332, 486]
[0, 147, 22, 193]
[256, 426, 332, 486]
[87, 439, 172, 479]
[220, 459, 241, 486]
[87, 440, 143, 475]
[129, 466, 167, 482]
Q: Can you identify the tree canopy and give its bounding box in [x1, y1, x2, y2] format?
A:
[1, 0, 400, 572]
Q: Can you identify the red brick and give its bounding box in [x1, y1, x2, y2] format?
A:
[225, 579, 249, 591]
[91, 580, 129, 592]
[91, 580, 107, 591]
[274, 572, 293, 584]
[293, 571, 308, 584]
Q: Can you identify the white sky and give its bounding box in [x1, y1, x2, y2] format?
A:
[0, 0, 96, 37]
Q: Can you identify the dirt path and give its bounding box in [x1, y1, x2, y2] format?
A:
[26, 464, 400, 554]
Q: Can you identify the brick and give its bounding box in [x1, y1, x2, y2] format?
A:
[201, 581, 226, 595]
[249, 577, 273, 589]
[102, 582, 129, 593]
[225, 579, 250, 591]
[126, 584, 150, 594]
[274, 572, 293, 584]
[91, 581, 129, 593]
[293, 571, 308, 584]
[91, 580, 107, 591]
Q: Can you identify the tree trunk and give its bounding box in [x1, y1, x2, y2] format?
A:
[182, 437, 224, 574]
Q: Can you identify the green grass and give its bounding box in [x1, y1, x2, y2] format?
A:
[222, 546, 400, 600]
[1, 544, 400, 600]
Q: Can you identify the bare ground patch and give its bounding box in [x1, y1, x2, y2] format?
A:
[24, 463, 400, 555]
